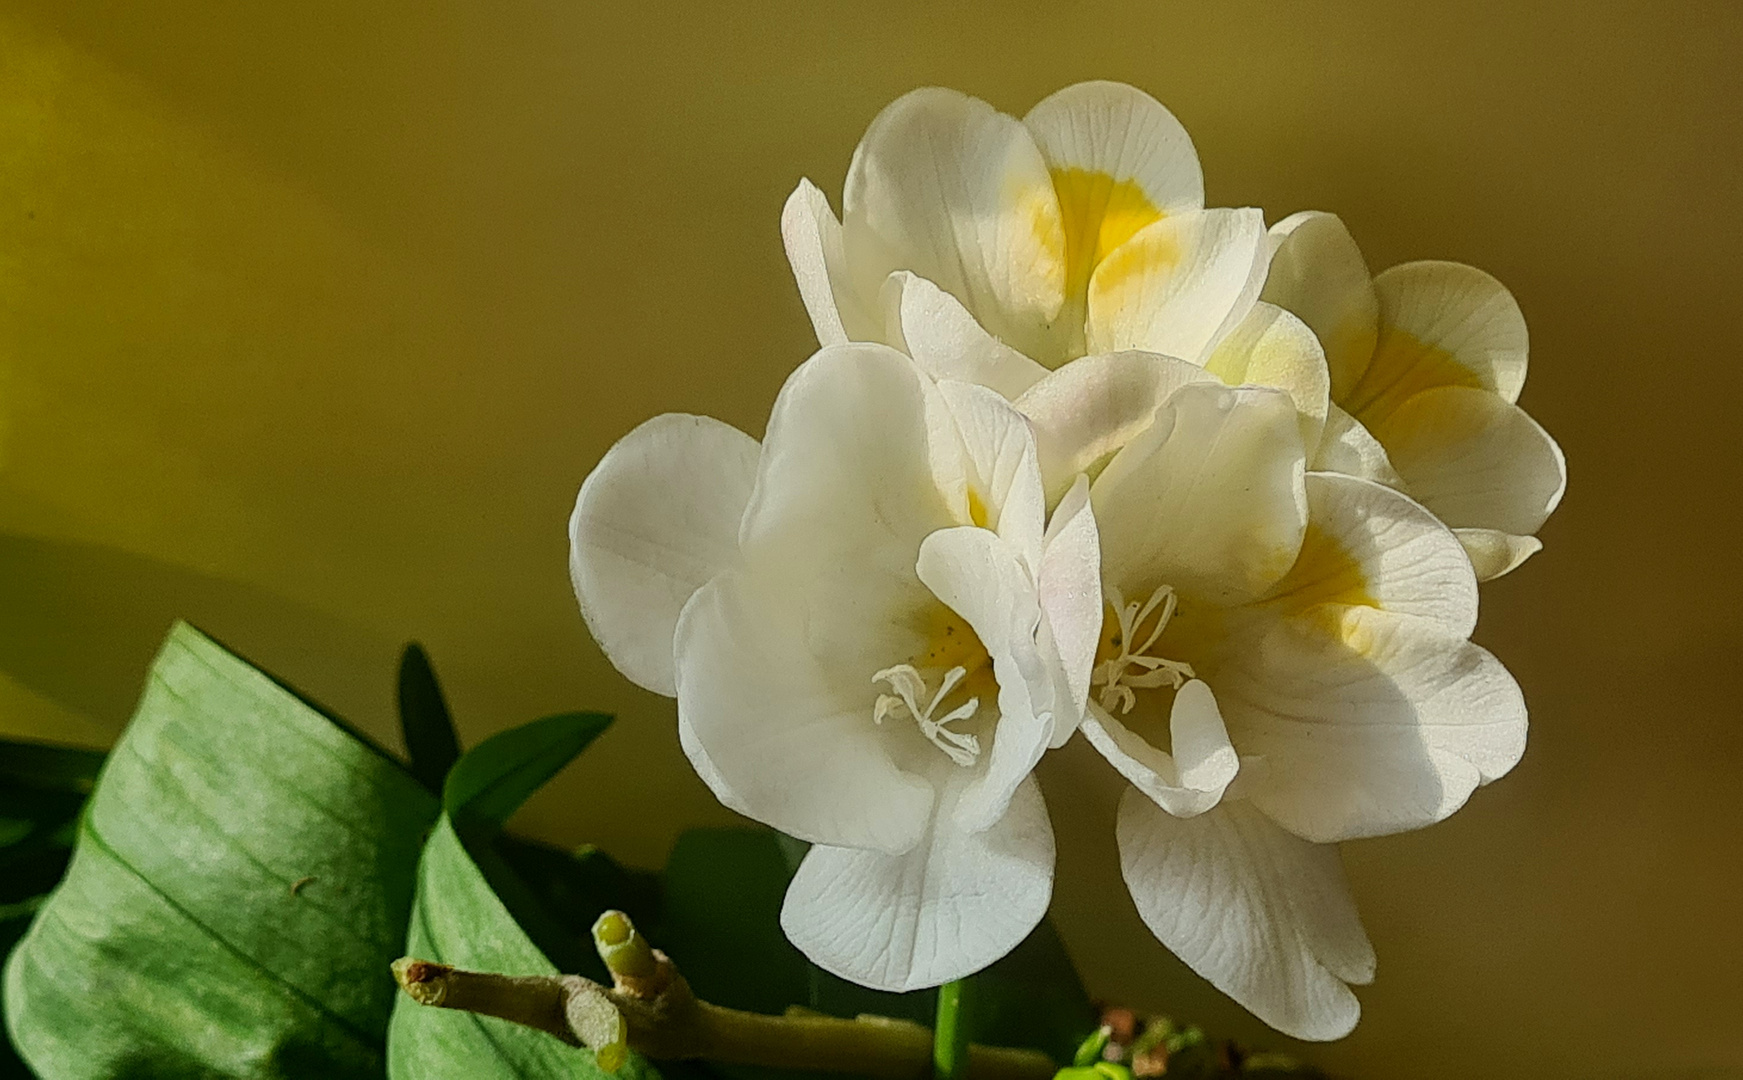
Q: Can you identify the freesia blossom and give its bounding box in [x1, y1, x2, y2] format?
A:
[1015, 351, 1528, 1039]
[569, 342, 1103, 991]
[1263, 212, 1566, 580]
[782, 81, 1271, 398]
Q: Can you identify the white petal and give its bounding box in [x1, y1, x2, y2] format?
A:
[1262, 473, 1479, 636]
[677, 344, 956, 853]
[1038, 475, 1102, 746]
[1118, 795, 1374, 1041]
[781, 774, 1053, 992]
[782, 179, 874, 346]
[1021, 81, 1202, 346]
[674, 570, 934, 854]
[739, 344, 947, 571]
[916, 527, 1051, 834]
[1454, 528, 1542, 582]
[1015, 350, 1217, 504]
[570, 414, 760, 696]
[882, 272, 1050, 399]
[1342, 261, 1528, 427]
[1311, 404, 1401, 486]
[925, 378, 1047, 569]
[1214, 608, 1526, 843]
[1081, 681, 1237, 818]
[1204, 301, 1331, 450]
[1261, 211, 1379, 402]
[843, 88, 1064, 357]
[1371, 386, 1566, 537]
[1022, 81, 1203, 215]
[1084, 207, 1269, 362]
[1093, 382, 1307, 607]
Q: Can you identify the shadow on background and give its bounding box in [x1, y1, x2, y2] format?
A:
[0, 531, 396, 744]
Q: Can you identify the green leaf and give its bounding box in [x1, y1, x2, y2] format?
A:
[0, 740, 104, 795]
[443, 712, 612, 827]
[2, 623, 439, 1078]
[1, 737, 105, 1079]
[963, 918, 1097, 1065]
[493, 838, 661, 963]
[0, 739, 99, 905]
[388, 714, 660, 1080]
[397, 644, 463, 796]
[658, 828, 814, 1019]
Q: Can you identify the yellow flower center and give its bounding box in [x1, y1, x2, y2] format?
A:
[874, 606, 996, 768]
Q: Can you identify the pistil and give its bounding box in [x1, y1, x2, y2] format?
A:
[872, 664, 982, 767]
[1092, 584, 1195, 714]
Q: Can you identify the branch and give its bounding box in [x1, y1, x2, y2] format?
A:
[393, 910, 1056, 1080]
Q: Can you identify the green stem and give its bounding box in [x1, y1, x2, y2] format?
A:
[933, 978, 974, 1080]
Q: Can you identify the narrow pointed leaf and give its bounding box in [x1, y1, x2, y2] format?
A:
[398, 644, 463, 795]
[442, 712, 612, 826]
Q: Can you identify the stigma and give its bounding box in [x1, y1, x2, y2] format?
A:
[873, 664, 982, 767]
[1092, 583, 1195, 715]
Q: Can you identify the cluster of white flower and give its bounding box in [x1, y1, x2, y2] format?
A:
[568, 83, 1563, 1041]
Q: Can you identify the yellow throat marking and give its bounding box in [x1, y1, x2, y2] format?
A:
[1050, 167, 1164, 308]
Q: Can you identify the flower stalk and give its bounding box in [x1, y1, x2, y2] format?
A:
[934, 977, 975, 1080]
[392, 911, 1055, 1080]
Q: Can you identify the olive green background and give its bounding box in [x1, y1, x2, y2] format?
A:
[1, 3, 1737, 1077]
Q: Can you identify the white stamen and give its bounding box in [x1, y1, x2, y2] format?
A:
[1092, 584, 1196, 714]
[872, 663, 982, 767]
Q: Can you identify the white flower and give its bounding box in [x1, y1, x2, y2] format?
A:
[1017, 352, 1528, 1040]
[782, 81, 1270, 397]
[1263, 211, 1567, 580]
[569, 343, 1103, 991]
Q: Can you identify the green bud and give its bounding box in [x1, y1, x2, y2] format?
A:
[1071, 1025, 1113, 1068]
[591, 909, 657, 980]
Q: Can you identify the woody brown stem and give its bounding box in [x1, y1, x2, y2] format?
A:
[392, 911, 1056, 1080]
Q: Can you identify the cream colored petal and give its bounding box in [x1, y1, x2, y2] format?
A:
[677, 344, 959, 852]
[1093, 382, 1307, 607]
[1084, 207, 1269, 362]
[1038, 476, 1103, 746]
[1215, 608, 1526, 843]
[782, 178, 879, 346]
[1311, 403, 1401, 486]
[1372, 385, 1566, 537]
[1262, 473, 1478, 636]
[1021, 81, 1202, 334]
[739, 344, 948, 574]
[1022, 80, 1203, 215]
[1454, 528, 1542, 582]
[781, 774, 1053, 992]
[1213, 473, 1522, 842]
[1080, 682, 1238, 818]
[1204, 300, 1331, 450]
[1343, 261, 1528, 426]
[675, 569, 934, 855]
[1014, 350, 1216, 504]
[1261, 211, 1380, 401]
[570, 414, 760, 696]
[881, 272, 1050, 400]
[924, 377, 1046, 569]
[916, 526, 1051, 834]
[843, 87, 1064, 356]
[1118, 796, 1373, 1041]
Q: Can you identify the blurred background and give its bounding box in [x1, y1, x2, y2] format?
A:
[1, 2, 1738, 1076]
